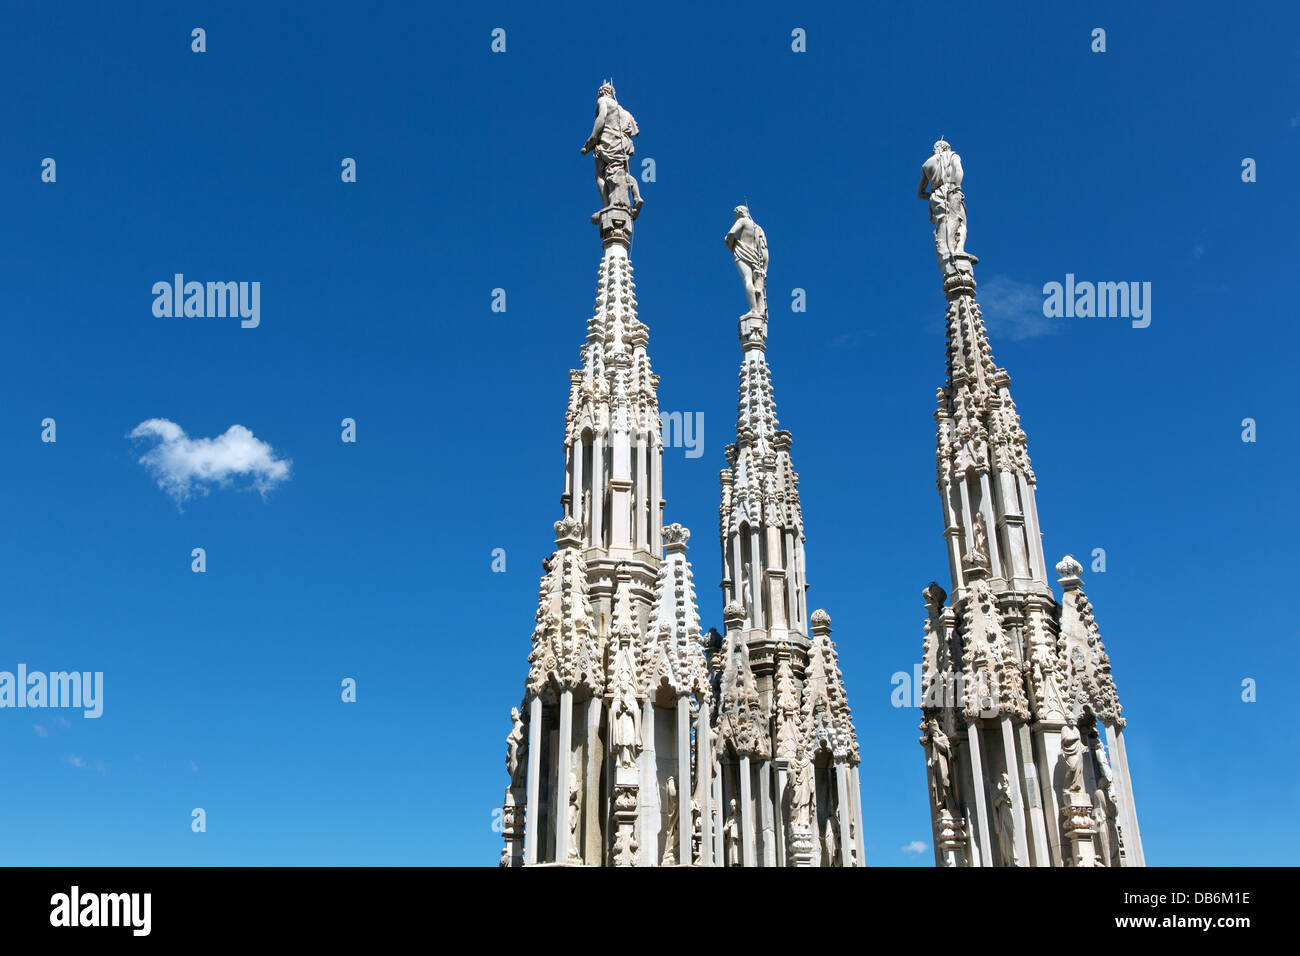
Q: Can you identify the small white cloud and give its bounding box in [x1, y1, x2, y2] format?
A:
[188, 760, 199, 773]
[979, 275, 1060, 342]
[129, 418, 291, 504]
[33, 724, 49, 738]
[901, 840, 928, 855]
[63, 754, 87, 768]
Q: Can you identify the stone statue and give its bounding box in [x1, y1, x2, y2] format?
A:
[724, 205, 769, 316]
[724, 798, 741, 867]
[823, 811, 840, 866]
[993, 772, 1018, 866]
[970, 513, 990, 567]
[926, 719, 955, 813]
[662, 775, 679, 865]
[789, 748, 814, 831]
[1092, 785, 1118, 866]
[742, 560, 754, 619]
[610, 691, 641, 770]
[580, 82, 642, 217]
[506, 706, 527, 788]
[567, 769, 582, 862]
[690, 798, 702, 863]
[1060, 724, 1086, 795]
[917, 138, 967, 268]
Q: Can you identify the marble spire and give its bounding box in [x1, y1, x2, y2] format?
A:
[915, 140, 1144, 868]
[711, 207, 865, 867]
[502, 86, 711, 867]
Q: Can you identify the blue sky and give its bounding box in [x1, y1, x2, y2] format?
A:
[0, 1, 1295, 866]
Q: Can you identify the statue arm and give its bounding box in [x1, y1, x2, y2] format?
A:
[724, 219, 742, 250]
[582, 101, 610, 154]
[917, 170, 931, 199]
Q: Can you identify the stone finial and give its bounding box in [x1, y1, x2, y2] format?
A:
[662, 523, 691, 548]
[922, 581, 948, 610]
[723, 601, 746, 628]
[1056, 554, 1084, 588]
[554, 516, 584, 542]
[810, 609, 832, 634]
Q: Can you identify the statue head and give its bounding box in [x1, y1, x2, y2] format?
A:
[733, 204, 750, 220]
[598, 80, 616, 100]
[933, 137, 951, 154]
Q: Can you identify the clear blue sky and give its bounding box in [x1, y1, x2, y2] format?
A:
[0, 1, 1295, 866]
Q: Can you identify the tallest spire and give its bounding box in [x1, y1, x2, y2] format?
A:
[915, 140, 1144, 869]
[502, 86, 714, 868]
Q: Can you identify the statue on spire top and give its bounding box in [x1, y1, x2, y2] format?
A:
[581, 81, 643, 219]
[725, 205, 769, 317]
[918, 138, 969, 273]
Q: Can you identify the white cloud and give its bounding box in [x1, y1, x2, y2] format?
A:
[188, 760, 199, 773]
[33, 724, 49, 738]
[130, 418, 291, 504]
[979, 275, 1059, 342]
[63, 754, 87, 768]
[901, 840, 928, 855]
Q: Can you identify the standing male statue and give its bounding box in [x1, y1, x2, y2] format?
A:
[505, 705, 528, 788]
[789, 747, 814, 831]
[610, 690, 641, 770]
[662, 775, 680, 865]
[724, 798, 741, 867]
[925, 719, 955, 813]
[993, 772, 1018, 866]
[823, 810, 840, 866]
[581, 81, 643, 217]
[917, 138, 968, 269]
[970, 512, 991, 568]
[1060, 723, 1086, 795]
[567, 769, 582, 863]
[725, 205, 769, 316]
[1092, 784, 1119, 866]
